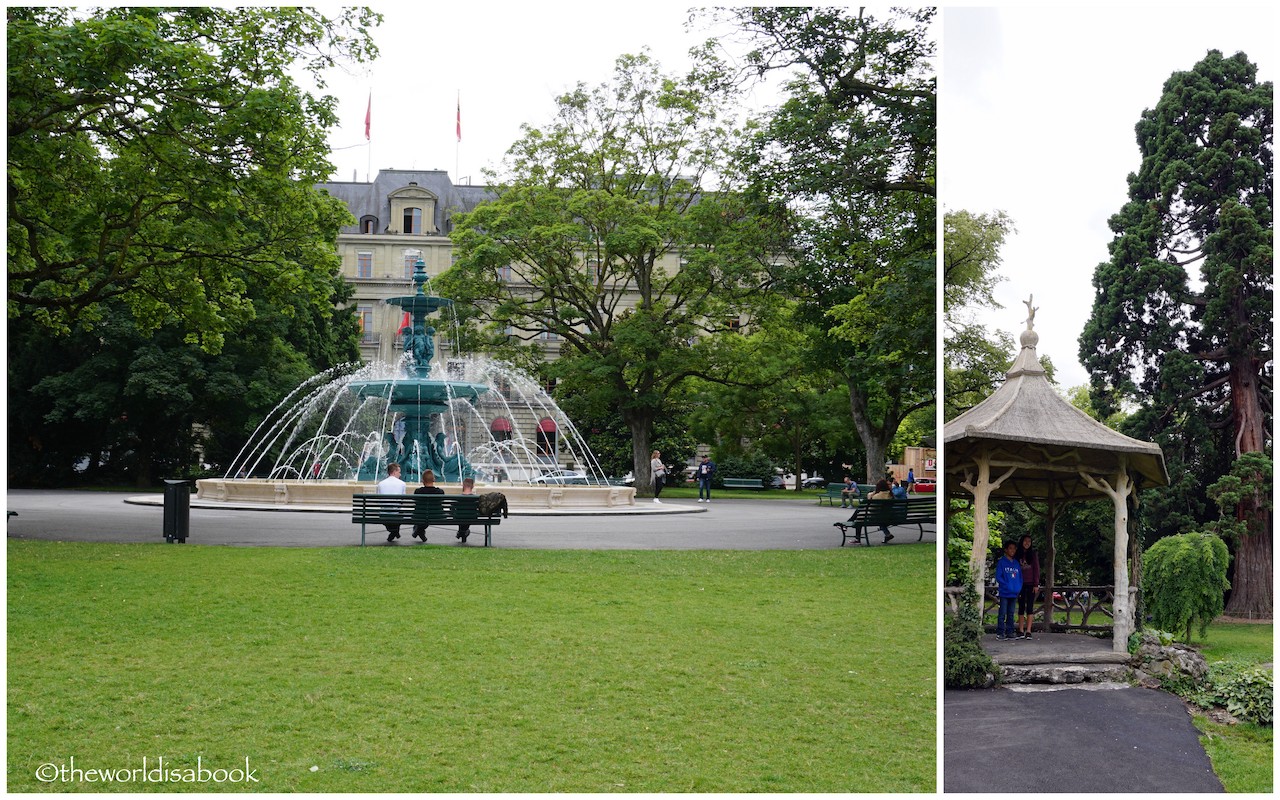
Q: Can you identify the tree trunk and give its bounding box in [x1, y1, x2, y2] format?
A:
[846, 375, 891, 484]
[1223, 352, 1272, 617]
[625, 410, 656, 498]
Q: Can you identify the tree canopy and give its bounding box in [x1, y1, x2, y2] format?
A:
[7, 6, 380, 350]
[439, 52, 784, 491]
[1079, 49, 1273, 616]
[727, 7, 937, 480]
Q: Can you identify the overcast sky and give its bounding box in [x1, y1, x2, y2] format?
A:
[320, 4, 773, 186]
[941, 6, 1276, 390]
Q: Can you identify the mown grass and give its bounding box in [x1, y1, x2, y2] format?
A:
[7, 539, 935, 792]
[1190, 620, 1273, 794]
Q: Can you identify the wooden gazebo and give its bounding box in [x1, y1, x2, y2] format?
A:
[943, 300, 1168, 652]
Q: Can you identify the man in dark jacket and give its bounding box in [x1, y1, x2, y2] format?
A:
[695, 454, 716, 503]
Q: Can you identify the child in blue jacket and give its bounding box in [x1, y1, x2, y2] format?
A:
[994, 540, 1023, 640]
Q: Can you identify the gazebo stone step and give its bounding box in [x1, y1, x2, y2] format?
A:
[1001, 662, 1132, 685]
[992, 651, 1131, 666]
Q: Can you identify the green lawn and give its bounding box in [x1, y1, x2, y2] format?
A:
[7, 539, 935, 792]
[1191, 620, 1273, 794]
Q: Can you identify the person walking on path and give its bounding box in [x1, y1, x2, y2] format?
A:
[906, 467, 915, 492]
[411, 469, 445, 542]
[650, 450, 666, 504]
[1016, 534, 1041, 640]
[694, 454, 716, 503]
[995, 540, 1024, 640]
[376, 463, 407, 542]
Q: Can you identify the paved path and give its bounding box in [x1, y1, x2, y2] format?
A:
[5, 490, 936, 550]
[945, 685, 1223, 793]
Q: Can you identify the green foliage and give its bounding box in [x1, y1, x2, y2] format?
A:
[1079, 49, 1272, 614]
[712, 452, 777, 489]
[943, 209, 1015, 418]
[945, 501, 1007, 585]
[7, 7, 380, 349]
[1144, 533, 1231, 643]
[944, 572, 999, 688]
[1205, 452, 1273, 543]
[441, 52, 783, 493]
[1185, 663, 1274, 727]
[726, 7, 937, 480]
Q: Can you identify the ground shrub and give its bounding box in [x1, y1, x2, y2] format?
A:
[1186, 663, 1274, 726]
[943, 573, 998, 688]
[1143, 532, 1230, 643]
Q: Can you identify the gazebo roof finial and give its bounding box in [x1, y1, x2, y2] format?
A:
[1010, 294, 1042, 375]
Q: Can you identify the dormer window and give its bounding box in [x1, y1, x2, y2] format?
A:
[359, 215, 378, 234]
[404, 207, 422, 234]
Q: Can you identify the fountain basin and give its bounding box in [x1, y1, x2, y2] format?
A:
[195, 478, 637, 510]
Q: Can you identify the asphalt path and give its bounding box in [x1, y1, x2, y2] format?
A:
[944, 685, 1224, 793]
[5, 490, 937, 550]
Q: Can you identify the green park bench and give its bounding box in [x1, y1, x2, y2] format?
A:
[352, 494, 502, 547]
[817, 483, 874, 506]
[833, 497, 936, 547]
[722, 477, 767, 490]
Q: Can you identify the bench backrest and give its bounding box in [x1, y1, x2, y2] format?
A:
[352, 493, 487, 522]
[856, 497, 936, 524]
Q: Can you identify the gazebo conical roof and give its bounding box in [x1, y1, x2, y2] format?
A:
[944, 327, 1168, 501]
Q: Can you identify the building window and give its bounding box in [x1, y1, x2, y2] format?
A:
[496, 264, 511, 281]
[357, 305, 374, 342]
[359, 215, 378, 234]
[404, 207, 422, 234]
[542, 376, 557, 395]
[724, 316, 743, 332]
[403, 250, 422, 279]
[356, 251, 373, 278]
[537, 418, 557, 456]
[538, 330, 559, 341]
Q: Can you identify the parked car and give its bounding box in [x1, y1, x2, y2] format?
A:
[912, 477, 937, 493]
[801, 475, 827, 489]
[768, 475, 786, 489]
[531, 469, 590, 485]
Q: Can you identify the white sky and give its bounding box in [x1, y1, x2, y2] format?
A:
[320, 4, 776, 186]
[940, 5, 1276, 390]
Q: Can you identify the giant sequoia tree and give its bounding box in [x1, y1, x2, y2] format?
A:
[1080, 50, 1273, 616]
[727, 7, 936, 480]
[7, 7, 379, 349]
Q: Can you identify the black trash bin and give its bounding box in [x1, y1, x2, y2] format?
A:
[162, 479, 192, 543]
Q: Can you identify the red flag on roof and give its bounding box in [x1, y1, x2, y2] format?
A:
[364, 93, 371, 140]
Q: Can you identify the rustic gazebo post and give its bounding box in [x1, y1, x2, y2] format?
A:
[944, 300, 1168, 653]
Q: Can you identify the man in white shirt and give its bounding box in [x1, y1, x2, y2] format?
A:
[376, 462, 407, 542]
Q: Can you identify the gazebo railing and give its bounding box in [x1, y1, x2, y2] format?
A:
[943, 585, 1119, 632]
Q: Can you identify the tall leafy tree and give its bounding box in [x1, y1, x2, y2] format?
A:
[7, 6, 379, 349]
[1080, 50, 1273, 616]
[440, 53, 783, 493]
[943, 209, 1016, 419]
[724, 6, 937, 481]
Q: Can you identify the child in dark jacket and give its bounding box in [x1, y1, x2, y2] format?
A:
[994, 540, 1023, 640]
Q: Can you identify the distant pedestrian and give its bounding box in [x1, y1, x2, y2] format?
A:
[376, 463, 407, 542]
[995, 540, 1023, 640]
[695, 454, 716, 503]
[906, 467, 915, 492]
[1016, 534, 1041, 640]
[650, 450, 666, 504]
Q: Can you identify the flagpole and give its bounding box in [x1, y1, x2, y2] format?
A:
[365, 89, 372, 182]
[455, 90, 460, 182]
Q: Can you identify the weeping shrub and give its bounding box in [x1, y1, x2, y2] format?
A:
[1143, 532, 1231, 643]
